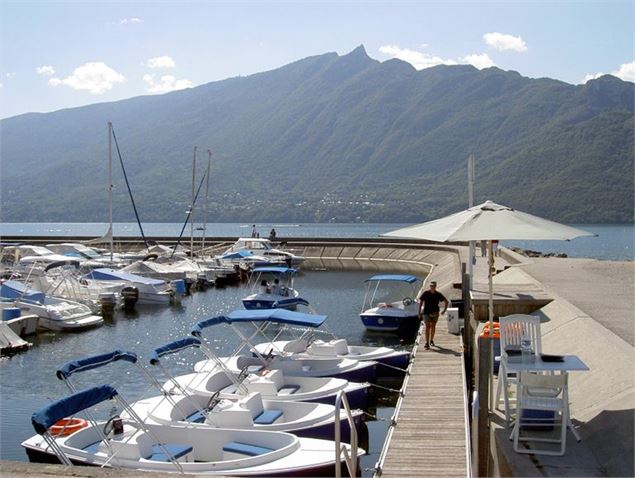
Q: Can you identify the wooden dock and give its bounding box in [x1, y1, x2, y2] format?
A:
[376, 319, 470, 477]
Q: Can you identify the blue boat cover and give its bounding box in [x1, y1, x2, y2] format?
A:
[0, 280, 45, 303]
[365, 274, 421, 283]
[83, 268, 165, 286]
[56, 350, 138, 380]
[193, 309, 327, 331]
[220, 251, 254, 259]
[252, 266, 297, 274]
[32, 384, 118, 434]
[272, 298, 310, 308]
[150, 337, 201, 365]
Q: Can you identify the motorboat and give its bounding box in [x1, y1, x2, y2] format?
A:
[192, 309, 377, 383]
[81, 268, 173, 305]
[45, 242, 125, 268]
[215, 249, 283, 269]
[0, 306, 39, 337]
[54, 349, 363, 442]
[359, 274, 422, 333]
[0, 244, 82, 276]
[153, 337, 370, 410]
[222, 238, 305, 268]
[0, 280, 103, 332]
[31, 260, 120, 313]
[250, 316, 411, 377]
[22, 384, 363, 476]
[242, 267, 307, 310]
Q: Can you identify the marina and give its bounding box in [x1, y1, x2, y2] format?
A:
[0, 230, 633, 477]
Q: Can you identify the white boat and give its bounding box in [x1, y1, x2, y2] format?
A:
[0, 280, 103, 332]
[222, 238, 305, 268]
[23, 384, 362, 476]
[54, 349, 363, 441]
[45, 242, 125, 268]
[241, 267, 307, 310]
[81, 268, 173, 305]
[253, 337, 411, 378]
[0, 306, 39, 336]
[191, 309, 377, 383]
[359, 274, 422, 333]
[152, 337, 370, 410]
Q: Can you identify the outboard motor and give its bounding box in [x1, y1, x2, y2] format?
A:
[99, 292, 117, 320]
[170, 279, 186, 305]
[120, 286, 139, 311]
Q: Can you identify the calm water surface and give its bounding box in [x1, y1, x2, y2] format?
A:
[2, 222, 632, 260]
[0, 269, 411, 475]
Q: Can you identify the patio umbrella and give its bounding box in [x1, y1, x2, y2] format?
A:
[383, 200, 594, 324]
[382, 200, 594, 405]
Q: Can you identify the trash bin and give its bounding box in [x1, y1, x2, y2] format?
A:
[446, 307, 461, 334]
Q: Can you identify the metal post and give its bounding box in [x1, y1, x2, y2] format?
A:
[467, 154, 475, 289]
[190, 146, 197, 256]
[108, 122, 113, 262]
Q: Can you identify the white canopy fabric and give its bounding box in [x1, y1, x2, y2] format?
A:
[382, 200, 595, 242]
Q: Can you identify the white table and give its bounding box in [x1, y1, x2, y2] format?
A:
[502, 354, 589, 441]
[503, 354, 589, 374]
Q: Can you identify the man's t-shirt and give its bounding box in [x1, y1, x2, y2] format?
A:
[418, 290, 447, 315]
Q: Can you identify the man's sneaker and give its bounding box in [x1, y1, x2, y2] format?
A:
[424, 343, 430, 350]
[430, 340, 435, 347]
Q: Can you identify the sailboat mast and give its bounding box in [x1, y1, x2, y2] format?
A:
[190, 146, 197, 256]
[108, 122, 113, 262]
[202, 150, 212, 250]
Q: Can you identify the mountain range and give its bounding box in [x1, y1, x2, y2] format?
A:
[1, 45, 633, 224]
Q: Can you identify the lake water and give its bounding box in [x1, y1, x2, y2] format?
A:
[0, 269, 410, 474]
[1, 222, 633, 261]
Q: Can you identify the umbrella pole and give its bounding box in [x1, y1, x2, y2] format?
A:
[488, 240, 495, 411]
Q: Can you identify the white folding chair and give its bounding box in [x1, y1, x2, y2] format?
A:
[512, 372, 570, 456]
[495, 314, 542, 424]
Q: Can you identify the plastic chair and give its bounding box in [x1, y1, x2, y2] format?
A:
[512, 372, 570, 456]
[495, 314, 542, 424]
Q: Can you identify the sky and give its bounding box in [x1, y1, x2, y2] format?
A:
[1, 0, 633, 119]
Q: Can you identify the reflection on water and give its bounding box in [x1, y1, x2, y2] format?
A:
[0, 269, 413, 475]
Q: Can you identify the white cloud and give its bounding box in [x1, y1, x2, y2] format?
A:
[119, 17, 143, 25]
[379, 44, 457, 70]
[612, 61, 635, 82]
[583, 72, 604, 83]
[483, 32, 527, 52]
[462, 53, 496, 70]
[583, 61, 635, 83]
[5, 72, 16, 78]
[36, 65, 55, 76]
[146, 56, 176, 69]
[143, 74, 194, 94]
[48, 62, 125, 94]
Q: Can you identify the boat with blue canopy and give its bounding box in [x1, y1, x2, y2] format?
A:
[190, 309, 377, 384]
[359, 274, 423, 333]
[82, 268, 173, 305]
[241, 266, 307, 311]
[22, 383, 363, 476]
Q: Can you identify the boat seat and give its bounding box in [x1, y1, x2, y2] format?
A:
[82, 440, 102, 454]
[147, 443, 193, 462]
[185, 410, 206, 423]
[277, 385, 300, 395]
[253, 409, 283, 425]
[222, 441, 273, 457]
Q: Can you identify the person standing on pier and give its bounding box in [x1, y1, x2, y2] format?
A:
[418, 281, 448, 350]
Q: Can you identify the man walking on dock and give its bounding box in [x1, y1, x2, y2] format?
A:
[418, 281, 448, 350]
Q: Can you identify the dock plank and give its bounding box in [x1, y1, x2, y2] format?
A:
[377, 319, 469, 477]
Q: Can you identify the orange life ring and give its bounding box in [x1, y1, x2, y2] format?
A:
[49, 417, 88, 437]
